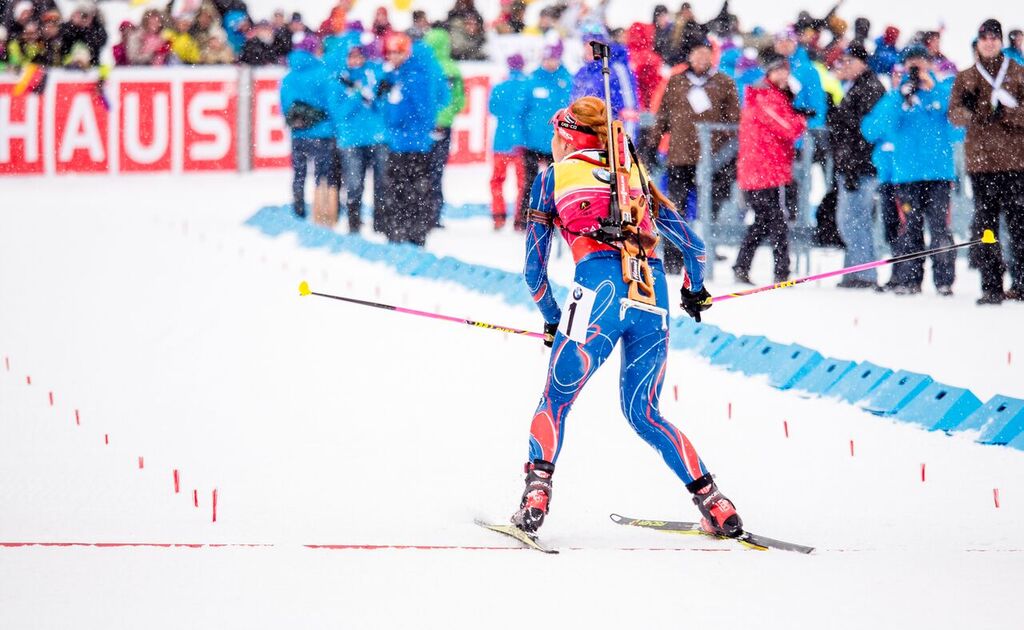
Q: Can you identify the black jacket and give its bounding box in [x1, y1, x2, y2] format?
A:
[61, 21, 108, 66]
[827, 69, 885, 180]
[239, 38, 278, 66]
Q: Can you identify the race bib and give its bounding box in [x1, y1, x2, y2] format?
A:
[687, 87, 712, 114]
[559, 283, 597, 344]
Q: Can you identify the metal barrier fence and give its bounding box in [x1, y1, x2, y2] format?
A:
[691, 123, 976, 281]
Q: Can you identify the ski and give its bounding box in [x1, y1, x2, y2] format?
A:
[609, 513, 814, 554]
[475, 519, 559, 554]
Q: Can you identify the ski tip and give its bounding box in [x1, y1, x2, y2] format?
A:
[982, 229, 997, 244]
[298, 281, 311, 297]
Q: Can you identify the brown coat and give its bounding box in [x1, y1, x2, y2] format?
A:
[656, 71, 739, 166]
[948, 56, 1024, 174]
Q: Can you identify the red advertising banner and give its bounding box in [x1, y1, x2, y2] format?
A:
[252, 76, 290, 169]
[54, 81, 110, 173]
[0, 83, 44, 175]
[119, 81, 173, 172]
[0, 64, 502, 176]
[182, 80, 237, 172]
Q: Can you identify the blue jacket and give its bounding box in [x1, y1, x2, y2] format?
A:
[378, 48, 442, 153]
[789, 46, 827, 129]
[322, 39, 386, 148]
[861, 74, 963, 184]
[488, 70, 529, 154]
[223, 11, 249, 55]
[522, 65, 573, 153]
[280, 50, 339, 140]
[571, 43, 639, 131]
[869, 38, 901, 75]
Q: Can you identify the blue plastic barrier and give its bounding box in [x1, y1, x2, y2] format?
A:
[790, 358, 857, 395]
[673, 323, 720, 351]
[735, 340, 789, 376]
[709, 335, 766, 369]
[961, 396, 1024, 444]
[827, 361, 893, 404]
[894, 382, 982, 431]
[1008, 431, 1024, 452]
[767, 344, 824, 390]
[860, 370, 934, 416]
[696, 331, 736, 359]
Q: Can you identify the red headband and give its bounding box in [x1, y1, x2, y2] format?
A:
[550, 108, 603, 150]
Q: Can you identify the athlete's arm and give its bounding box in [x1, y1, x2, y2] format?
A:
[523, 167, 561, 324]
[655, 205, 707, 291]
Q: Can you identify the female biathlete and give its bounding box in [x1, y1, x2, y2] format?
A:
[511, 96, 743, 538]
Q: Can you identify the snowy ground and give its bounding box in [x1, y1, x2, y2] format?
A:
[1, 168, 1022, 629]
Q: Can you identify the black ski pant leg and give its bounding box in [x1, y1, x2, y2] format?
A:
[921, 181, 955, 289]
[735, 186, 789, 279]
[971, 172, 1008, 294]
[290, 137, 312, 217]
[519, 149, 548, 228]
[1005, 171, 1024, 290]
[408, 151, 434, 246]
[663, 165, 695, 275]
[384, 151, 407, 243]
[892, 182, 927, 288]
[428, 128, 452, 226]
[877, 182, 900, 250]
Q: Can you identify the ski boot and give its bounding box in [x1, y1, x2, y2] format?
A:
[510, 460, 555, 535]
[687, 473, 743, 538]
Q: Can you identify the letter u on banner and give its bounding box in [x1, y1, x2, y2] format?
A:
[120, 82, 172, 172]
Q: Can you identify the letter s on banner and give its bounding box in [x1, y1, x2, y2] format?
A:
[252, 77, 290, 168]
[0, 83, 43, 174]
[119, 82, 172, 172]
[54, 81, 108, 173]
[183, 80, 237, 171]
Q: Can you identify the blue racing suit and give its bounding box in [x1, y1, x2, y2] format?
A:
[522, 150, 711, 485]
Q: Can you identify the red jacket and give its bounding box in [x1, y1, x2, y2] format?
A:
[626, 22, 663, 111]
[737, 82, 807, 191]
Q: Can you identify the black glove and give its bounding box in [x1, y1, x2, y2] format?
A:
[375, 79, 394, 98]
[680, 286, 713, 323]
[793, 107, 817, 119]
[543, 321, 559, 347]
[961, 89, 979, 113]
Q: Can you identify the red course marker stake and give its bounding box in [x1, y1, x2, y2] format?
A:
[173, 469, 180, 494]
[138, 457, 144, 470]
[849, 440, 855, 457]
[727, 402, 732, 420]
[49, 392, 54, 406]
[193, 489, 199, 508]
[212, 489, 218, 523]
[921, 463, 926, 482]
[784, 420, 789, 438]
[104, 434, 109, 445]
[994, 488, 1000, 508]
[673, 385, 679, 401]
[74, 409, 80, 426]
[4, 357, 9, 371]
[26, 375, 31, 385]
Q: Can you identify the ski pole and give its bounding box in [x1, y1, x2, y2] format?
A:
[298, 281, 546, 340]
[712, 229, 997, 303]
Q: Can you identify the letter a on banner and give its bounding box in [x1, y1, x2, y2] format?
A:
[54, 82, 109, 173]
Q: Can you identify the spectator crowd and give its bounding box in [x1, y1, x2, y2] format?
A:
[2, 0, 1023, 306]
